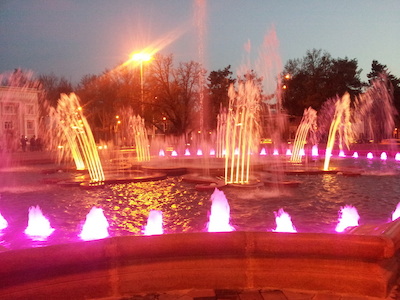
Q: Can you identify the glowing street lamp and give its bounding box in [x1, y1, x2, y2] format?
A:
[131, 52, 152, 115]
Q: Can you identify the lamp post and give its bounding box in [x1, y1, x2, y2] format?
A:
[131, 52, 152, 115]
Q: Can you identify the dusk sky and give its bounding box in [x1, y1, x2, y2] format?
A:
[1, 0, 399, 87]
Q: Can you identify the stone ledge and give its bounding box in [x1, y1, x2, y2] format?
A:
[0, 230, 398, 299]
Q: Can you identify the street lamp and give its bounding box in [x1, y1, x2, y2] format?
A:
[131, 52, 152, 115]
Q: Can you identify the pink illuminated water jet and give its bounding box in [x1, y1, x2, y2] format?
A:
[24, 205, 55, 239]
[273, 149, 279, 156]
[210, 149, 216, 156]
[335, 205, 360, 232]
[79, 207, 109, 241]
[197, 149, 203, 156]
[185, 149, 191, 156]
[380, 152, 387, 160]
[0, 211, 8, 230]
[273, 208, 297, 233]
[311, 145, 318, 157]
[260, 148, 267, 156]
[286, 149, 292, 156]
[143, 210, 164, 235]
[171, 150, 178, 157]
[338, 150, 346, 157]
[367, 152, 373, 159]
[207, 188, 235, 232]
[392, 203, 400, 221]
[395, 153, 400, 161]
[352, 152, 359, 158]
[159, 149, 165, 157]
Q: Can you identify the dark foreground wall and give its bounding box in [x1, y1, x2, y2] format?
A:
[0, 229, 398, 300]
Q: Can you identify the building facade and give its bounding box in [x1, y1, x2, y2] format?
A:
[0, 86, 40, 151]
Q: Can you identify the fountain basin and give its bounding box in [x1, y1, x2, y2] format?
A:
[0, 227, 399, 299]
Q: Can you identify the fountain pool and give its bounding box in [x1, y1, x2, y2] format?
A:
[1, 155, 400, 251]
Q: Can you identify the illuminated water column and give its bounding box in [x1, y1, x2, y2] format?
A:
[225, 80, 261, 184]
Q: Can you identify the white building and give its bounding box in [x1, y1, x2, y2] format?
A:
[0, 86, 40, 151]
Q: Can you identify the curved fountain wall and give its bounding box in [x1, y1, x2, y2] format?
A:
[1, 225, 400, 299]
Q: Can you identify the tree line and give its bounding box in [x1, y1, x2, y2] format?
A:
[5, 49, 399, 142]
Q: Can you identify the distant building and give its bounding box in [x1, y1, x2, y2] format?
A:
[0, 86, 40, 151]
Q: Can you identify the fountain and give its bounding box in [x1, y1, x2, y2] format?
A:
[207, 188, 235, 232]
[24, 205, 55, 240]
[79, 207, 109, 241]
[143, 210, 164, 235]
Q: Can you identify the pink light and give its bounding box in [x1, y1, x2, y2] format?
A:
[352, 152, 359, 158]
[335, 205, 359, 232]
[143, 210, 164, 235]
[260, 148, 267, 156]
[286, 149, 292, 156]
[210, 149, 216, 156]
[299, 148, 305, 156]
[234, 148, 239, 155]
[338, 150, 346, 157]
[367, 152, 373, 159]
[171, 150, 178, 157]
[222, 149, 226, 156]
[0, 211, 8, 230]
[392, 203, 400, 221]
[184, 149, 191, 156]
[79, 207, 109, 241]
[273, 149, 279, 156]
[311, 145, 319, 156]
[159, 149, 165, 157]
[24, 205, 55, 239]
[380, 152, 387, 160]
[273, 208, 297, 233]
[396, 153, 400, 161]
[197, 149, 203, 156]
[207, 188, 235, 232]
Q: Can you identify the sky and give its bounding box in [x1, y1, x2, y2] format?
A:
[0, 0, 399, 87]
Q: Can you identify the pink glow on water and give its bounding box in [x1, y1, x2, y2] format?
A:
[395, 153, 400, 161]
[338, 150, 346, 157]
[352, 152, 359, 158]
[24, 206, 55, 239]
[234, 148, 240, 155]
[286, 149, 292, 156]
[392, 203, 400, 221]
[143, 210, 164, 235]
[335, 205, 360, 232]
[210, 149, 216, 156]
[171, 150, 178, 157]
[184, 149, 191, 156]
[79, 207, 109, 241]
[260, 148, 267, 156]
[197, 149, 203, 156]
[311, 145, 319, 157]
[273, 209, 297, 233]
[273, 149, 279, 156]
[159, 149, 165, 157]
[0, 211, 8, 230]
[299, 148, 305, 156]
[367, 152, 373, 159]
[380, 152, 387, 160]
[207, 188, 235, 232]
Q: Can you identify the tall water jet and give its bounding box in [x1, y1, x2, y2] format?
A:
[143, 210, 164, 235]
[48, 93, 105, 183]
[207, 188, 235, 232]
[225, 80, 261, 184]
[290, 107, 317, 163]
[79, 207, 109, 241]
[323, 93, 352, 171]
[354, 74, 396, 144]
